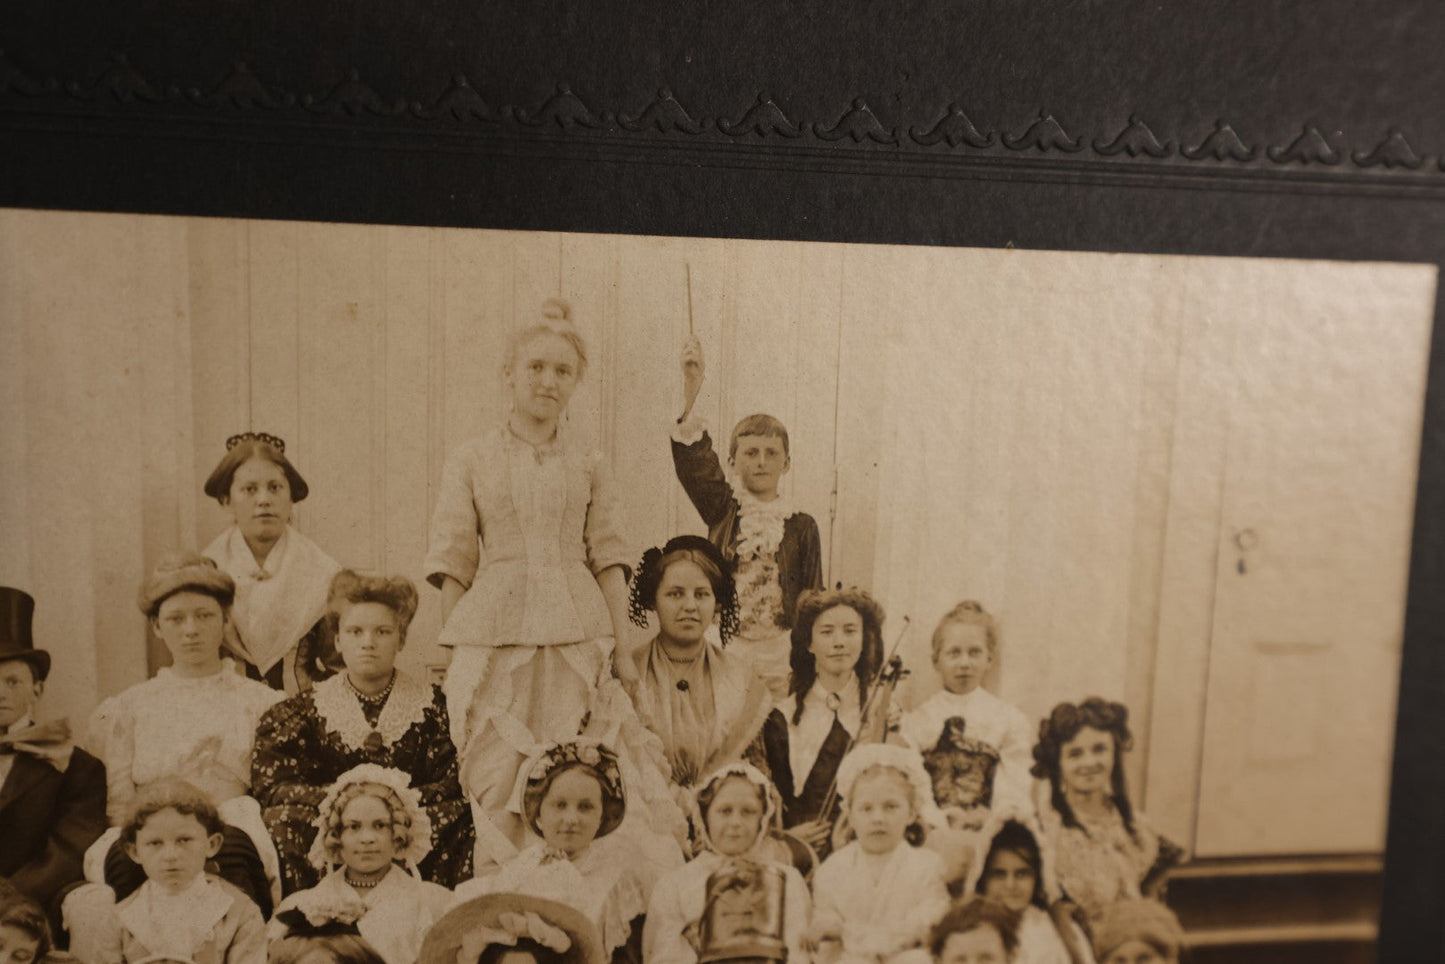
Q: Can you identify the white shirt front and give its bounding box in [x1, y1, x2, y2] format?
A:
[785, 682, 861, 787]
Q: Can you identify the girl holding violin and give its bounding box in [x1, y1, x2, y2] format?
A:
[756, 586, 896, 857]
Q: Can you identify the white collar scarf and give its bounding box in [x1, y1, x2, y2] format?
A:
[204, 524, 340, 677]
[312, 671, 431, 751]
[119, 876, 233, 959]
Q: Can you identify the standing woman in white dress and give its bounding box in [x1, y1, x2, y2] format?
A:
[425, 300, 684, 870]
[202, 432, 341, 694]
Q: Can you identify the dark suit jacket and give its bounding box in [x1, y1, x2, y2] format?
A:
[0, 745, 108, 908]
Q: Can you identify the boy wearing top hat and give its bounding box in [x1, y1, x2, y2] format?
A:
[0, 587, 108, 920]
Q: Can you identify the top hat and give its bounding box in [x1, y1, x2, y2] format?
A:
[0, 587, 48, 681]
[697, 860, 788, 964]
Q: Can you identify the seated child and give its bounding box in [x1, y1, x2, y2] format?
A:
[0, 885, 80, 964]
[966, 820, 1087, 964]
[79, 778, 267, 964]
[643, 763, 811, 964]
[928, 898, 1019, 964]
[420, 892, 603, 964]
[269, 933, 387, 964]
[901, 602, 1035, 828]
[451, 741, 653, 964]
[809, 745, 950, 964]
[672, 336, 823, 699]
[1089, 900, 1184, 964]
[268, 764, 453, 964]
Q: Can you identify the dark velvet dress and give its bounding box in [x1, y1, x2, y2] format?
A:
[251, 671, 474, 894]
[758, 707, 851, 858]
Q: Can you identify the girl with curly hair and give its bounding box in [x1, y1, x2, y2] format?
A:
[451, 741, 654, 964]
[626, 536, 773, 797]
[1031, 699, 1184, 921]
[252, 570, 474, 894]
[756, 587, 885, 855]
[268, 765, 453, 964]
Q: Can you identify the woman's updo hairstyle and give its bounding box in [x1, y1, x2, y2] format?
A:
[325, 570, 421, 642]
[1031, 697, 1137, 838]
[787, 586, 886, 725]
[931, 600, 999, 661]
[203, 431, 311, 503]
[504, 298, 589, 382]
[627, 534, 739, 643]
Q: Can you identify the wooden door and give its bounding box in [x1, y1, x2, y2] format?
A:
[1191, 265, 1431, 856]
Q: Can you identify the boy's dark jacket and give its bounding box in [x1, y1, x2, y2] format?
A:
[0, 744, 108, 908]
[672, 429, 823, 629]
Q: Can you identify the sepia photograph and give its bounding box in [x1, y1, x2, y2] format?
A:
[0, 209, 1435, 964]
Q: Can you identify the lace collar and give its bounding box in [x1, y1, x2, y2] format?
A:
[734, 487, 796, 560]
[312, 671, 430, 751]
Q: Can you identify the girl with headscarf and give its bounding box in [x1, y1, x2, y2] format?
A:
[201, 433, 341, 693]
[268, 764, 453, 964]
[643, 763, 811, 964]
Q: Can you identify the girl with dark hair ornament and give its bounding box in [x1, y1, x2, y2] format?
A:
[1031, 699, 1185, 922]
[626, 536, 773, 801]
[424, 302, 684, 871]
[201, 433, 342, 693]
[643, 763, 811, 964]
[251, 571, 474, 894]
[755, 587, 886, 856]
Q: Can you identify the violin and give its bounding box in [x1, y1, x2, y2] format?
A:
[857, 654, 909, 746]
[814, 618, 912, 829]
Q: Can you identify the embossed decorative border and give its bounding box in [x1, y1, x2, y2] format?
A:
[4, 50, 1445, 199]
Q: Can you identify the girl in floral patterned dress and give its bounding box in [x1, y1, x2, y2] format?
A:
[268, 765, 453, 964]
[252, 571, 473, 894]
